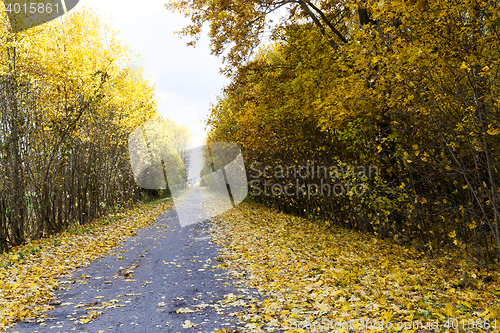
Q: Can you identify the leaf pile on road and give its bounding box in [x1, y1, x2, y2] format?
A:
[0, 199, 172, 330]
[211, 202, 500, 332]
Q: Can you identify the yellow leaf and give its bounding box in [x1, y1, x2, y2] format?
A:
[487, 127, 500, 136]
[479, 309, 490, 318]
[382, 309, 394, 322]
[181, 320, 196, 328]
[461, 301, 472, 309]
[444, 303, 455, 316]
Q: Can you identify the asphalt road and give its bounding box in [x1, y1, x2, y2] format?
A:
[9, 188, 255, 333]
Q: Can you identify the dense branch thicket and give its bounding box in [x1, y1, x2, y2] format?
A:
[0, 8, 158, 251]
[169, 0, 500, 265]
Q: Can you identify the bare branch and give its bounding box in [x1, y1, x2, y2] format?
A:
[297, 0, 338, 49]
[306, 1, 348, 44]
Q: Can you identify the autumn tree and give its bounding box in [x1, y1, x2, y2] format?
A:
[170, 0, 500, 264]
[0, 6, 158, 250]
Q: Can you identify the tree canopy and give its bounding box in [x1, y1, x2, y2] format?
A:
[168, 0, 500, 264]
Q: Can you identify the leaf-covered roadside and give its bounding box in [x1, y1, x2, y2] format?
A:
[211, 203, 500, 332]
[0, 198, 172, 331]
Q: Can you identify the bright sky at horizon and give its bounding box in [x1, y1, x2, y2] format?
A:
[82, 0, 231, 149]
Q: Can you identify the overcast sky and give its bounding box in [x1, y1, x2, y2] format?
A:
[81, 0, 230, 149]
